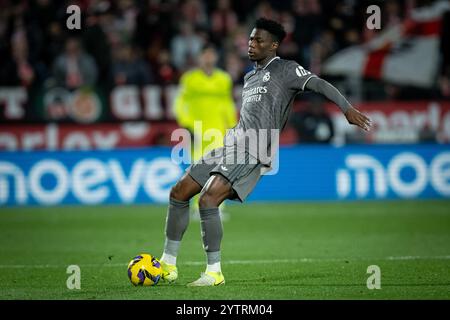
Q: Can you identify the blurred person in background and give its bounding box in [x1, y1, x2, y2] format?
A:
[326, 1, 359, 51]
[41, 21, 66, 70]
[113, 0, 139, 43]
[382, 1, 403, 29]
[224, 51, 245, 85]
[30, 0, 60, 64]
[276, 11, 300, 61]
[419, 123, 437, 143]
[249, 0, 279, 23]
[439, 8, 450, 98]
[180, 0, 208, 29]
[0, 0, 49, 87]
[173, 43, 237, 218]
[225, 24, 256, 75]
[134, 0, 176, 54]
[153, 49, 179, 85]
[82, 5, 113, 87]
[111, 44, 154, 86]
[210, 0, 238, 45]
[174, 43, 237, 160]
[309, 29, 337, 75]
[170, 21, 205, 71]
[52, 37, 98, 89]
[0, 28, 47, 87]
[289, 96, 334, 143]
[227, 23, 252, 59]
[292, 0, 323, 67]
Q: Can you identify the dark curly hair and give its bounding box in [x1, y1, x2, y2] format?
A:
[255, 18, 286, 43]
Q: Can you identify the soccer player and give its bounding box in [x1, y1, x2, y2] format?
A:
[174, 43, 237, 162]
[173, 44, 237, 218]
[159, 18, 371, 286]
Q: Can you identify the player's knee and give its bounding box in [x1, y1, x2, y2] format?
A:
[170, 174, 202, 201]
[169, 184, 181, 201]
[198, 189, 220, 208]
[170, 181, 189, 202]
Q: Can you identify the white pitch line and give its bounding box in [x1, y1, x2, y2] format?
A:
[385, 255, 450, 261]
[0, 255, 449, 269]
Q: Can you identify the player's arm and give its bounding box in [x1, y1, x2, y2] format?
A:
[304, 77, 372, 131]
[287, 62, 371, 131]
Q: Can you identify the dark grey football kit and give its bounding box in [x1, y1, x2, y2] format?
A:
[187, 56, 352, 202]
[163, 56, 353, 266]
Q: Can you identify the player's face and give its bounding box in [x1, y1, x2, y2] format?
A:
[200, 48, 218, 68]
[248, 28, 277, 62]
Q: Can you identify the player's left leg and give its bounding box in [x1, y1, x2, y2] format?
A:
[187, 174, 233, 286]
[160, 173, 202, 282]
[161, 146, 225, 283]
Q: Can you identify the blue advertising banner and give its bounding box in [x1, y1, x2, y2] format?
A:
[253, 144, 450, 201]
[0, 144, 449, 206]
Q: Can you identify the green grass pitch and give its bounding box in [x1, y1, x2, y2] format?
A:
[0, 200, 449, 300]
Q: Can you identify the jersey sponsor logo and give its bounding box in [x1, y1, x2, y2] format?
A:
[296, 65, 311, 77]
[242, 86, 268, 104]
[242, 86, 267, 97]
[263, 72, 270, 82]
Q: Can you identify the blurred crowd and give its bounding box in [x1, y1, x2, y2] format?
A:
[0, 0, 448, 97]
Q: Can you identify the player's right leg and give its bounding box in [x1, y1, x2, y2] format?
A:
[160, 173, 202, 283]
[187, 149, 264, 287]
[187, 174, 233, 287]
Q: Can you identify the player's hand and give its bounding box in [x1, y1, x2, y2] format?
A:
[344, 107, 372, 131]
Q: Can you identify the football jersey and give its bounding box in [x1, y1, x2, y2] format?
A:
[174, 68, 236, 135]
[224, 56, 317, 164]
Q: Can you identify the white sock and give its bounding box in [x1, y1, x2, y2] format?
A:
[206, 262, 221, 273]
[160, 253, 177, 265]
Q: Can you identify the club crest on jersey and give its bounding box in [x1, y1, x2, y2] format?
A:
[296, 65, 311, 77]
[263, 72, 270, 82]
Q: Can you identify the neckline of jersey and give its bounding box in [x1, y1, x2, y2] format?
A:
[255, 56, 280, 70]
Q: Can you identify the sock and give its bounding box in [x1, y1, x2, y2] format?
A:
[162, 198, 190, 263]
[206, 253, 221, 273]
[199, 207, 223, 272]
[165, 198, 190, 241]
[161, 240, 179, 265]
[160, 252, 177, 265]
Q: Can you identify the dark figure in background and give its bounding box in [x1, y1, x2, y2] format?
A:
[290, 96, 334, 143]
[418, 123, 437, 143]
[52, 37, 98, 89]
[82, 8, 113, 87]
[0, 31, 40, 87]
[111, 45, 154, 86]
[438, 9, 450, 97]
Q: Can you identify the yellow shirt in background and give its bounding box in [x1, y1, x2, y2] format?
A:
[174, 68, 237, 161]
